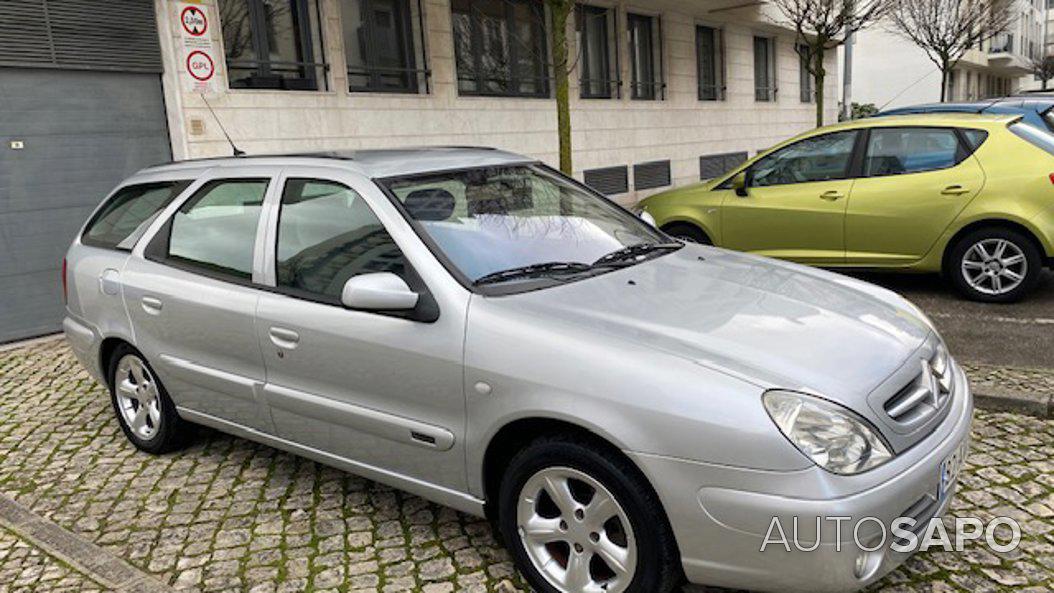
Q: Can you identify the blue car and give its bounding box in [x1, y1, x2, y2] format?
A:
[877, 96, 1054, 132]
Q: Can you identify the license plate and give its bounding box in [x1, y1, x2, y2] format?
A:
[938, 439, 969, 502]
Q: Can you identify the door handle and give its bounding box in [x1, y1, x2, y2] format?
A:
[819, 190, 844, 201]
[269, 327, 300, 350]
[941, 185, 970, 196]
[141, 296, 163, 315]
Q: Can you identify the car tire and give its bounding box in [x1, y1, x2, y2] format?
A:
[498, 435, 682, 593]
[662, 223, 710, 245]
[107, 344, 190, 454]
[948, 227, 1042, 303]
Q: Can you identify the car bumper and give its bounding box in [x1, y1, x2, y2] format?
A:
[63, 314, 105, 385]
[630, 362, 973, 593]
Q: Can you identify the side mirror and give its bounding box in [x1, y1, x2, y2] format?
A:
[341, 273, 419, 311]
[732, 172, 748, 197]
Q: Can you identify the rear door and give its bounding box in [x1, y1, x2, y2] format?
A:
[845, 127, 985, 265]
[253, 166, 468, 492]
[121, 166, 278, 431]
[720, 130, 858, 264]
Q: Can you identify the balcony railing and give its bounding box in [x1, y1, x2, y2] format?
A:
[989, 34, 1014, 54]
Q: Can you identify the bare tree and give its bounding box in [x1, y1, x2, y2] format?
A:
[887, 0, 1017, 101]
[547, 0, 575, 175]
[770, 0, 891, 127]
[1028, 54, 1054, 91]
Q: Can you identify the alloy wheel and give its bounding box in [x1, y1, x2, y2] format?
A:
[960, 238, 1028, 296]
[516, 467, 637, 593]
[114, 354, 163, 440]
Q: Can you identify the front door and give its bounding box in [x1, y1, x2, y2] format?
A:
[845, 126, 986, 265]
[721, 130, 858, 264]
[122, 169, 277, 431]
[253, 168, 468, 491]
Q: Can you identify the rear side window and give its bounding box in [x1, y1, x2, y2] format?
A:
[863, 128, 964, 177]
[164, 179, 268, 280]
[276, 179, 409, 301]
[1010, 122, 1054, 156]
[961, 129, 989, 150]
[82, 181, 190, 250]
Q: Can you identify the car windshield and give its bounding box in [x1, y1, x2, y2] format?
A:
[381, 164, 674, 290]
[1010, 121, 1054, 156]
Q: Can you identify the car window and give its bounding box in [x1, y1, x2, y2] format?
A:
[166, 179, 268, 280]
[1010, 121, 1054, 156]
[383, 165, 665, 285]
[276, 179, 409, 301]
[864, 128, 964, 177]
[961, 129, 989, 150]
[749, 131, 857, 187]
[82, 181, 190, 250]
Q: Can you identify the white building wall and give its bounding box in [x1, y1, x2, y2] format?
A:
[156, 0, 837, 204]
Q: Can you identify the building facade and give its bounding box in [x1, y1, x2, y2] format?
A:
[848, 0, 1043, 109]
[157, 0, 837, 207]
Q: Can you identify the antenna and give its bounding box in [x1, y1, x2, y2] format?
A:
[200, 93, 245, 157]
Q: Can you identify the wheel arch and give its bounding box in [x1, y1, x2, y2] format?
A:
[98, 335, 136, 388]
[941, 218, 1049, 274]
[659, 220, 714, 244]
[480, 416, 661, 524]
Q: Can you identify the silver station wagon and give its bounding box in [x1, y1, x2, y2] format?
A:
[63, 148, 973, 593]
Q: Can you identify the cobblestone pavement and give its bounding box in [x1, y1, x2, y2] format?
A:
[0, 339, 1052, 593]
[0, 526, 111, 593]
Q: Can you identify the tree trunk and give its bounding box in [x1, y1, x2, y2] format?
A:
[814, 46, 825, 127]
[939, 62, 950, 102]
[550, 1, 573, 175]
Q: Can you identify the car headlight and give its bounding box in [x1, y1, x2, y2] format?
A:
[638, 210, 657, 228]
[763, 390, 893, 475]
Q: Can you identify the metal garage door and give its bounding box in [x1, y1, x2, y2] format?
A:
[0, 1, 170, 342]
[0, 69, 171, 342]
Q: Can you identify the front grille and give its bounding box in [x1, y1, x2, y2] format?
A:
[883, 347, 954, 424]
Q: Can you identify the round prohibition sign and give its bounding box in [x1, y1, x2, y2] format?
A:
[186, 51, 215, 81]
[180, 5, 208, 36]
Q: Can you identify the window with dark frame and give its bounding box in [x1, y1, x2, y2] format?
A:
[218, 0, 328, 90]
[696, 25, 723, 101]
[341, 0, 429, 93]
[753, 35, 776, 102]
[628, 13, 663, 100]
[576, 4, 617, 99]
[451, 0, 550, 98]
[798, 44, 813, 102]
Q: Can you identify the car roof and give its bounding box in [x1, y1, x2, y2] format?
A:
[140, 146, 537, 180]
[820, 112, 1021, 134]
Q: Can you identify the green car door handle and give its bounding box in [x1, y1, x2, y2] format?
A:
[819, 190, 844, 201]
[941, 185, 971, 196]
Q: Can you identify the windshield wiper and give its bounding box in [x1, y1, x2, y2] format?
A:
[592, 242, 682, 268]
[473, 261, 594, 286]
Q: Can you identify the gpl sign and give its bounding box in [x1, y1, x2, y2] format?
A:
[177, 1, 220, 94]
[186, 51, 215, 82]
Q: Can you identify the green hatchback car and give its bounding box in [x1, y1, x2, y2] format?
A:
[639, 114, 1054, 302]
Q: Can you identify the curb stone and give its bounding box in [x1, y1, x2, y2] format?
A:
[972, 386, 1052, 418]
[0, 494, 175, 593]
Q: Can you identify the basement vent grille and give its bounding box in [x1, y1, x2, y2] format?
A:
[583, 166, 629, 196]
[699, 151, 748, 180]
[633, 160, 672, 190]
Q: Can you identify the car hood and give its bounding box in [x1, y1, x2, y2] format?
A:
[501, 245, 933, 408]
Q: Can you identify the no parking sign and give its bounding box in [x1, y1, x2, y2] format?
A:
[176, 1, 220, 93]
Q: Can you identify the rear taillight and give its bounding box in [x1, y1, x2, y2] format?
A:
[1049, 173, 1054, 185]
[61, 258, 68, 305]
